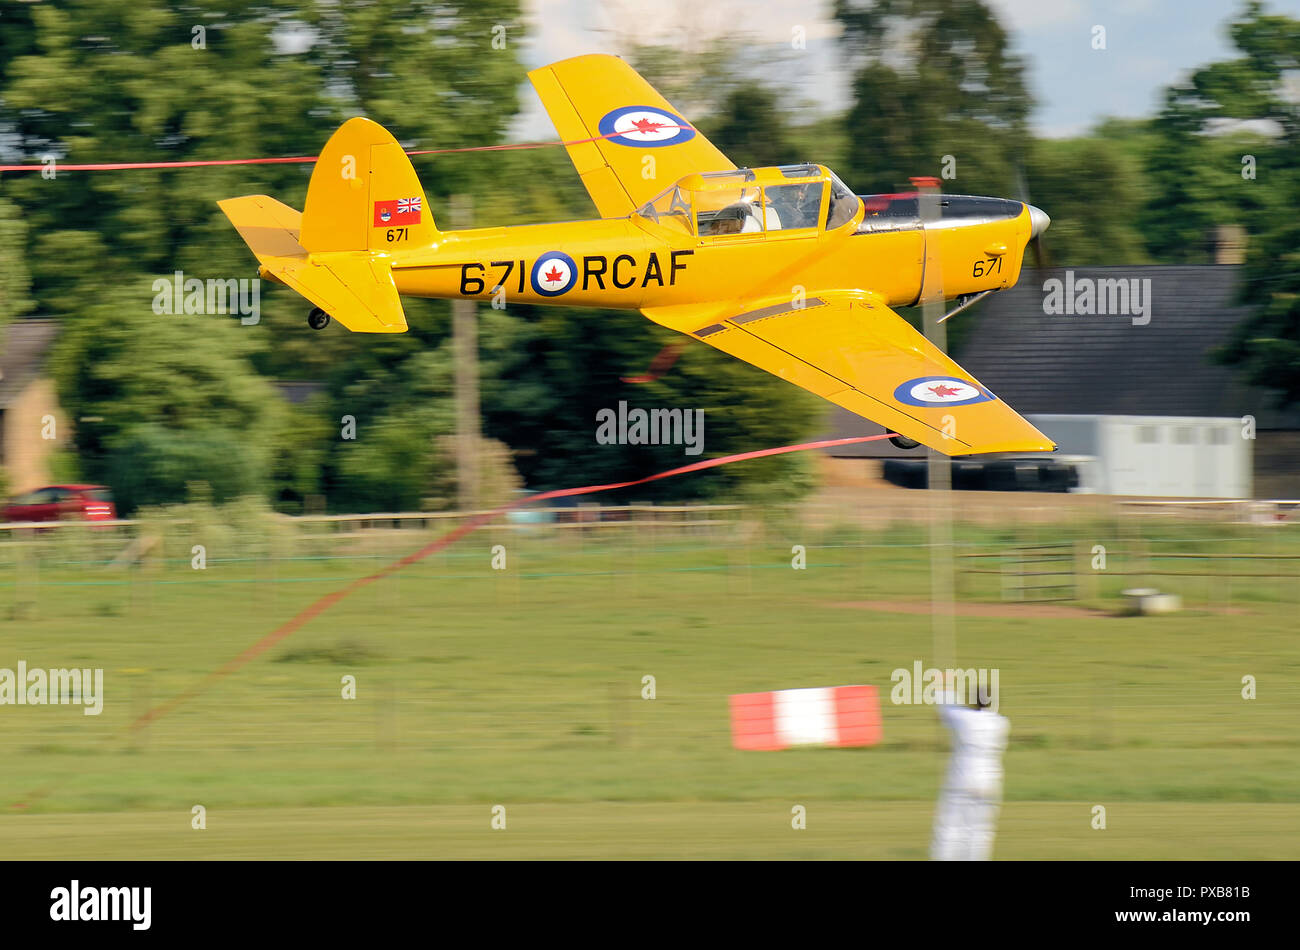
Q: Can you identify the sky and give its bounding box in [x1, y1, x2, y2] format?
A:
[509, 0, 1300, 141]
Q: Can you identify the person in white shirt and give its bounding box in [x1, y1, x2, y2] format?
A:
[931, 675, 1010, 860]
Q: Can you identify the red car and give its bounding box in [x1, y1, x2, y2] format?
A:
[3, 485, 117, 522]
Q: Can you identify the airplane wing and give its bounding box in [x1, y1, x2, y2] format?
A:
[527, 54, 735, 218]
[641, 292, 1055, 456]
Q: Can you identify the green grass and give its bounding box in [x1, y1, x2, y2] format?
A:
[3, 803, 1295, 860]
[2, 516, 1298, 858]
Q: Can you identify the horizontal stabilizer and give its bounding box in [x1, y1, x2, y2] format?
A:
[218, 195, 408, 333]
[267, 253, 407, 334]
[218, 195, 305, 259]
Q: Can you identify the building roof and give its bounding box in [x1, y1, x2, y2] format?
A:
[957, 266, 1298, 423]
[0, 318, 58, 409]
[824, 265, 1300, 456]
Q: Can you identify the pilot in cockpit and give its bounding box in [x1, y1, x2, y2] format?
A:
[710, 198, 782, 234]
[767, 181, 822, 230]
[708, 204, 748, 235]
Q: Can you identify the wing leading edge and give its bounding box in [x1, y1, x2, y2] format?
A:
[643, 292, 1056, 456]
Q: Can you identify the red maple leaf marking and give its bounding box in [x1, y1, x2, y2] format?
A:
[543, 265, 565, 284]
[631, 117, 666, 134]
[928, 383, 963, 398]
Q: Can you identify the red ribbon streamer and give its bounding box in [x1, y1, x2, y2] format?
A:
[0, 125, 695, 173]
[129, 432, 896, 729]
[620, 341, 687, 384]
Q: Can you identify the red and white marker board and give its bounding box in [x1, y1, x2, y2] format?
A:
[729, 685, 882, 751]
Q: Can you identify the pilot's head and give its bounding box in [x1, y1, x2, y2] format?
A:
[710, 205, 746, 235]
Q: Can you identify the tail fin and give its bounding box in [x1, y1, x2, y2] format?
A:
[301, 116, 437, 253]
[219, 117, 436, 333]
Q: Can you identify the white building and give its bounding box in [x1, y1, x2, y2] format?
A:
[1026, 414, 1251, 498]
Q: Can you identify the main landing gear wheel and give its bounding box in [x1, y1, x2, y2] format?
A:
[889, 434, 921, 450]
[307, 308, 331, 330]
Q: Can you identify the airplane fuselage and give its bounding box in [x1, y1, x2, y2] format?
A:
[382, 196, 1035, 315]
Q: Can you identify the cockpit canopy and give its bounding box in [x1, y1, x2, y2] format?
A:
[636, 164, 861, 238]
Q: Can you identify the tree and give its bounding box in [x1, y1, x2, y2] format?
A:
[1141, 1, 1299, 263]
[305, 0, 526, 201]
[1216, 179, 1300, 407]
[834, 0, 1031, 196]
[698, 84, 801, 170]
[1021, 126, 1151, 266]
[1166, 2, 1300, 405]
[0, 198, 33, 326]
[0, 1, 532, 511]
[49, 285, 281, 513]
[475, 301, 826, 504]
[0, 1, 340, 312]
[107, 425, 270, 514]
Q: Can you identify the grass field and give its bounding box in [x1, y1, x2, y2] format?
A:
[2, 507, 1298, 858]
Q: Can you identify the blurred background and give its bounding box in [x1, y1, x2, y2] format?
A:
[1, 0, 1299, 858]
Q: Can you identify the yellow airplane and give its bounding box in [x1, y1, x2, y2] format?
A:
[220, 54, 1055, 455]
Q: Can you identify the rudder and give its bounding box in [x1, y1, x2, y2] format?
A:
[300, 116, 437, 253]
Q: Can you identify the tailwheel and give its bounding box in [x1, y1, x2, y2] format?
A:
[889, 434, 921, 450]
[307, 307, 331, 330]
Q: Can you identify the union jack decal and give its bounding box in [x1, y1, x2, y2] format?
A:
[373, 196, 423, 226]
